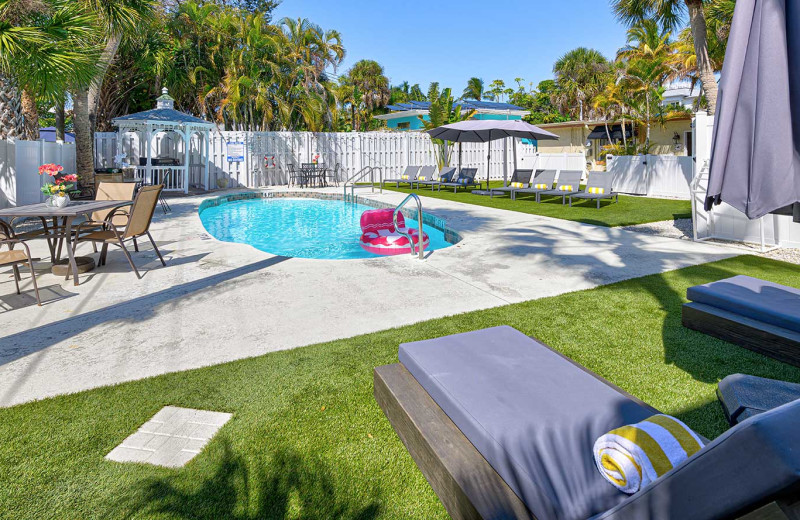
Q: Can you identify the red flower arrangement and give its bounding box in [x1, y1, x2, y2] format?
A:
[38, 164, 77, 198]
[38, 163, 64, 177]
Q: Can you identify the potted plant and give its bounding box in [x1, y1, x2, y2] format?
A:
[39, 164, 78, 208]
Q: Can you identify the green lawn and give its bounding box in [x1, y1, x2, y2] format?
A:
[374, 181, 692, 227]
[2, 255, 799, 519]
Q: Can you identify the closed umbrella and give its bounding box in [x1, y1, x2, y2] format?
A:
[427, 120, 558, 190]
[705, 0, 800, 222]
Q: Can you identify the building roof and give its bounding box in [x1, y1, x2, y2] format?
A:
[384, 99, 526, 113]
[38, 127, 75, 143]
[112, 108, 213, 126]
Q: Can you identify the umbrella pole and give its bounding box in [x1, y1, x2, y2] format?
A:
[503, 138, 508, 187]
[487, 141, 491, 189]
[458, 142, 462, 170]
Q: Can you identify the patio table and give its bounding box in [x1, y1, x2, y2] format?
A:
[0, 200, 131, 286]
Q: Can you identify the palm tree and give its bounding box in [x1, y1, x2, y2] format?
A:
[611, 0, 719, 114]
[462, 77, 484, 101]
[343, 60, 389, 131]
[0, 0, 99, 139]
[552, 47, 611, 120]
[418, 83, 476, 168]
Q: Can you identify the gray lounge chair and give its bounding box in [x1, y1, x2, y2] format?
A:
[568, 172, 619, 208]
[509, 169, 557, 200]
[410, 166, 438, 189]
[436, 168, 480, 193]
[415, 167, 455, 190]
[382, 165, 420, 188]
[718, 373, 800, 426]
[488, 169, 536, 198]
[537, 169, 583, 204]
[375, 326, 800, 520]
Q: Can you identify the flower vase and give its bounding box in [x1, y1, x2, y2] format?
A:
[52, 194, 70, 208]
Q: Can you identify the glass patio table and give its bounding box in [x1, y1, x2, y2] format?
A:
[0, 199, 132, 286]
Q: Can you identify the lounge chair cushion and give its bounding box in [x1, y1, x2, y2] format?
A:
[596, 398, 800, 520]
[686, 275, 800, 333]
[399, 326, 655, 520]
[717, 373, 800, 425]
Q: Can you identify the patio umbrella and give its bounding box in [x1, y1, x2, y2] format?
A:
[427, 120, 559, 188]
[705, 0, 800, 222]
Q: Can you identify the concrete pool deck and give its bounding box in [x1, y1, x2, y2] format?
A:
[0, 187, 737, 407]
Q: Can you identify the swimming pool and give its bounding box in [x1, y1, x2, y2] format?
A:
[199, 197, 455, 259]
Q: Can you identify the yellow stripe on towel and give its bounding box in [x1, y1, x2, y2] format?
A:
[593, 414, 704, 494]
[588, 187, 605, 194]
[534, 183, 548, 189]
[401, 175, 409, 180]
[510, 182, 525, 188]
[558, 185, 574, 191]
[418, 176, 426, 181]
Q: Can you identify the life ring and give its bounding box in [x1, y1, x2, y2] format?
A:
[359, 208, 429, 256]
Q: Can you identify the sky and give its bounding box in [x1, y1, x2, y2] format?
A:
[273, 0, 631, 94]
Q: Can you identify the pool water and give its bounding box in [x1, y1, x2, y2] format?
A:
[199, 198, 454, 259]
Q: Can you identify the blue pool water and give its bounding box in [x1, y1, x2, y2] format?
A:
[199, 198, 453, 259]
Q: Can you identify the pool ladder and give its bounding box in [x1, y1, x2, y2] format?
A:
[343, 166, 382, 202]
[394, 193, 425, 260]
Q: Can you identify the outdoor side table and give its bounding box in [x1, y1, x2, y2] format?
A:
[0, 199, 131, 286]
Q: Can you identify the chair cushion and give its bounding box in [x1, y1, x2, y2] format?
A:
[399, 326, 655, 520]
[0, 249, 29, 266]
[686, 275, 800, 333]
[717, 373, 800, 425]
[596, 398, 800, 520]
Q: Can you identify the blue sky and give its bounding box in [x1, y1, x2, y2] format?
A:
[273, 0, 631, 94]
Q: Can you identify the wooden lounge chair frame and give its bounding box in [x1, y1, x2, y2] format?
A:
[683, 302, 800, 368]
[0, 220, 41, 305]
[375, 339, 798, 520]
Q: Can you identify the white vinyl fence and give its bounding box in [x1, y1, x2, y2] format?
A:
[691, 112, 800, 248]
[0, 139, 76, 209]
[606, 154, 693, 199]
[95, 131, 585, 189]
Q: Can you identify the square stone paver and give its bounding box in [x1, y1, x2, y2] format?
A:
[106, 406, 232, 468]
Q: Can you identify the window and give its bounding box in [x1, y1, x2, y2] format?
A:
[684, 131, 693, 156]
[397, 122, 410, 130]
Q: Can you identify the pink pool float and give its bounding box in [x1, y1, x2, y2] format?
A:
[359, 208, 429, 256]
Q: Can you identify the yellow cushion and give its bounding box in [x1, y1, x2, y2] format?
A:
[510, 182, 525, 188]
[588, 187, 605, 194]
[559, 185, 574, 191]
[535, 183, 548, 189]
[401, 175, 409, 180]
[418, 176, 426, 181]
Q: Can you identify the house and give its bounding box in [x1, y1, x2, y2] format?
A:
[373, 100, 528, 131]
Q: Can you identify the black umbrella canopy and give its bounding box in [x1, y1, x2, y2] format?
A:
[426, 119, 559, 143]
[706, 0, 800, 221]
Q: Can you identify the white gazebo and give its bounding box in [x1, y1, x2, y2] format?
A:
[112, 88, 214, 193]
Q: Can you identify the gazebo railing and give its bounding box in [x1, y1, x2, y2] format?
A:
[136, 166, 185, 191]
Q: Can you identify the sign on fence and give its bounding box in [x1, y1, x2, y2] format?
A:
[226, 142, 245, 162]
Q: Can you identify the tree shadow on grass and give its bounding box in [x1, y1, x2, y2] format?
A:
[116, 442, 382, 520]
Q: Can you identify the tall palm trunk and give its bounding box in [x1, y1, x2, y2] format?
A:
[55, 96, 65, 141]
[73, 32, 123, 177]
[0, 74, 24, 140]
[685, 0, 718, 114]
[21, 89, 38, 140]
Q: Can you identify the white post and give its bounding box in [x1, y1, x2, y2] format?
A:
[183, 128, 190, 194]
[204, 130, 210, 191]
[145, 124, 152, 185]
[502, 137, 508, 186]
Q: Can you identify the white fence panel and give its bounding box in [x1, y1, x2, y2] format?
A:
[0, 139, 15, 208]
[607, 155, 648, 195]
[0, 139, 77, 209]
[646, 155, 693, 198]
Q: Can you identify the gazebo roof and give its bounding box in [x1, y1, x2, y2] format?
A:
[112, 87, 214, 128]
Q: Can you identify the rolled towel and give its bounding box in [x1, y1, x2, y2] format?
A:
[593, 414, 705, 494]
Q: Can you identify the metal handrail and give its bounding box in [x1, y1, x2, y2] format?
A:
[343, 165, 383, 202]
[393, 193, 425, 259]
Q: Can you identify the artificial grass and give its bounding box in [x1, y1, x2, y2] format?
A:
[376, 180, 692, 227]
[2, 255, 799, 519]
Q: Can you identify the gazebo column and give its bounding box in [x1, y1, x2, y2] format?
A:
[182, 127, 190, 194]
[145, 123, 152, 186]
[204, 131, 210, 191]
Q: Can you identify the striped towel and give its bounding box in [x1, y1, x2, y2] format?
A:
[593, 414, 705, 494]
[534, 183, 548, 189]
[510, 182, 525, 188]
[418, 176, 427, 181]
[588, 187, 605, 194]
[401, 175, 409, 180]
[558, 185, 574, 191]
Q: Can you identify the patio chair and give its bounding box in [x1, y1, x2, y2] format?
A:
[537, 169, 583, 204]
[73, 182, 138, 253]
[436, 167, 480, 193]
[568, 172, 619, 208]
[488, 169, 536, 198]
[71, 185, 166, 279]
[382, 166, 421, 188]
[415, 167, 456, 190]
[375, 326, 800, 520]
[0, 220, 41, 305]
[410, 166, 438, 189]
[509, 169, 558, 201]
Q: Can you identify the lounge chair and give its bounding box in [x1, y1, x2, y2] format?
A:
[568, 172, 619, 208]
[382, 166, 420, 188]
[72, 185, 166, 279]
[0, 220, 41, 305]
[410, 166, 438, 189]
[683, 275, 800, 367]
[717, 373, 800, 426]
[536, 170, 583, 204]
[375, 326, 800, 520]
[436, 167, 480, 193]
[509, 169, 557, 201]
[488, 169, 536, 198]
[414, 167, 456, 190]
